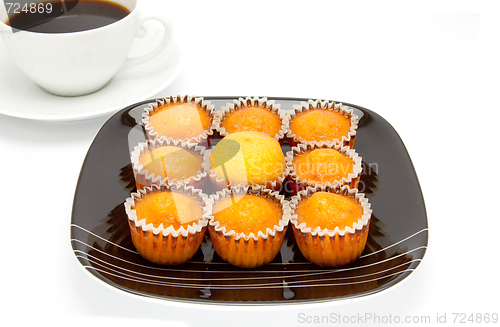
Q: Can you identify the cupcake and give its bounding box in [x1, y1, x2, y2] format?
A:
[209, 131, 287, 190]
[207, 186, 291, 268]
[131, 138, 210, 190]
[290, 185, 372, 267]
[288, 99, 358, 147]
[214, 96, 289, 142]
[124, 184, 210, 265]
[142, 95, 215, 145]
[285, 141, 362, 194]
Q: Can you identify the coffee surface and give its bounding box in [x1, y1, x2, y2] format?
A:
[6, 0, 130, 33]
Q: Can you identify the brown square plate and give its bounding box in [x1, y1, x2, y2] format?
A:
[71, 96, 428, 305]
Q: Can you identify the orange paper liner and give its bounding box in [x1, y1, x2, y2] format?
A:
[142, 95, 216, 145]
[124, 183, 210, 265]
[287, 99, 359, 148]
[130, 138, 211, 190]
[290, 185, 372, 267]
[206, 185, 291, 268]
[213, 96, 290, 143]
[285, 141, 363, 195]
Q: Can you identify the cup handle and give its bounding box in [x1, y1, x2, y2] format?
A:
[117, 12, 173, 74]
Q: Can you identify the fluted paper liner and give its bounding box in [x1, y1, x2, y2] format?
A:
[130, 138, 211, 190]
[206, 185, 291, 268]
[287, 99, 359, 148]
[213, 96, 290, 142]
[208, 165, 287, 193]
[290, 185, 372, 267]
[142, 95, 216, 144]
[124, 183, 210, 265]
[285, 141, 363, 193]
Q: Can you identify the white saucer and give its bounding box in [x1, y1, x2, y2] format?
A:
[0, 34, 182, 121]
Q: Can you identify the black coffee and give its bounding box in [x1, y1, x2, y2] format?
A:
[6, 0, 130, 33]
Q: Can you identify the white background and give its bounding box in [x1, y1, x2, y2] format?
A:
[1, 0, 499, 326]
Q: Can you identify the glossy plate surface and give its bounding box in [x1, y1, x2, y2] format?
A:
[71, 97, 428, 305]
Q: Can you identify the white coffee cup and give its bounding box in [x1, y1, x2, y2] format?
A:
[0, 0, 172, 96]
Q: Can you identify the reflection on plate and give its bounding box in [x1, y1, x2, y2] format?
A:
[71, 97, 428, 305]
[0, 37, 182, 121]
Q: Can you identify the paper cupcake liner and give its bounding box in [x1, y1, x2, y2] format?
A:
[142, 95, 216, 146]
[207, 165, 287, 193]
[206, 185, 291, 268]
[285, 141, 363, 195]
[290, 185, 372, 267]
[287, 99, 359, 148]
[213, 96, 290, 143]
[130, 138, 211, 191]
[124, 183, 210, 265]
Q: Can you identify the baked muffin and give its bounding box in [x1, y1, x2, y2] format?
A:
[285, 141, 362, 194]
[208, 186, 291, 268]
[124, 184, 209, 265]
[215, 96, 288, 141]
[290, 185, 372, 267]
[131, 139, 210, 190]
[142, 95, 215, 144]
[288, 99, 358, 147]
[210, 131, 286, 189]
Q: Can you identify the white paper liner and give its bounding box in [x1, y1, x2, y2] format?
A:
[213, 96, 290, 141]
[142, 95, 216, 143]
[206, 185, 291, 242]
[124, 183, 210, 238]
[289, 185, 372, 237]
[207, 166, 287, 192]
[285, 141, 363, 189]
[287, 99, 359, 146]
[130, 138, 211, 188]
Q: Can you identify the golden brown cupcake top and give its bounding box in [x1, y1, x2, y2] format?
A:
[295, 192, 363, 231]
[221, 107, 282, 137]
[213, 194, 282, 234]
[293, 148, 354, 185]
[139, 146, 203, 181]
[148, 102, 212, 140]
[134, 190, 203, 230]
[210, 131, 286, 185]
[290, 109, 351, 143]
